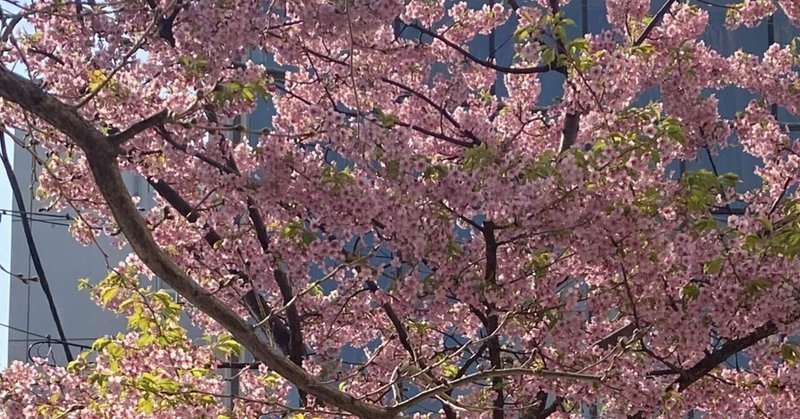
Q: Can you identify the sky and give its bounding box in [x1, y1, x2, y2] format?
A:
[0, 142, 14, 369]
[0, 2, 32, 369]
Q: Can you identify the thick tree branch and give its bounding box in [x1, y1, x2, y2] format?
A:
[557, 113, 580, 153]
[0, 63, 394, 419]
[108, 109, 169, 146]
[546, 0, 580, 153]
[675, 321, 779, 391]
[146, 177, 222, 245]
[145, 176, 298, 361]
[246, 199, 306, 365]
[481, 221, 505, 419]
[157, 119, 307, 403]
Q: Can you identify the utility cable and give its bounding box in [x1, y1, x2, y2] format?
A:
[0, 321, 48, 339]
[0, 133, 73, 362]
[0, 208, 71, 219]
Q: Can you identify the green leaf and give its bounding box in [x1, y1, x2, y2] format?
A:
[703, 258, 723, 275]
[179, 57, 211, 76]
[682, 283, 700, 302]
[66, 360, 82, 374]
[385, 159, 401, 179]
[375, 109, 401, 129]
[423, 164, 448, 181]
[460, 143, 495, 171]
[77, 278, 92, 290]
[216, 335, 242, 356]
[445, 240, 461, 257]
[408, 319, 429, 335]
[100, 286, 121, 306]
[87, 70, 108, 93]
[719, 172, 741, 188]
[542, 47, 556, 65]
[767, 379, 783, 393]
[136, 333, 156, 347]
[591, 139, 606, 152]
[781, 343, 797, 365]
[694, 216, 719, 233]
[755, 217, 773, 233]
[309, 283, 324, 297]
[105, 342, 123, 359]
[569, 38, 589, 54]
[514, 27, 531, 42]
[301, 230, 316, 245]
[240, 87, 256, 102]
[630, 43, 655, 58]
[743, 278, 769, 296]
[137, 395, 154, 414]
[441, 361, 459, 378]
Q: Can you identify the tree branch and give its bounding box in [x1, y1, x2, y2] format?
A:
[382, 77, 482, 146]
[634, 0, 678, 46]
[0, 63, 394, 419]
[675, 321, 779, 391]
[108, 109, 169, 146]
[557, 113, 580, 153]
[245, 200, 306, 364]
[146, 177, 222, 245]
[388, 366, 601, 415]
[545, 0, 580, 153]
[145, 176, 298, 363]
[402, 21, 563, 75]
[154, 125, 235, 174]
[481, 221, 505, 419]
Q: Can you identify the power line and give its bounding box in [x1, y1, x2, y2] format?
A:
[0, 209, 112, 229]
[0, 321, 48, 339]
[0, 134, 73, 362]
[1, 214, 74, 228]
[0, 208, 71, 219]
[26, 339, 92, 364]
[1, 319, 263, 370]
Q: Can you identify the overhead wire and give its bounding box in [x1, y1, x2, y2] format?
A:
[1, 213, 75, 228]
[0, 133, 73, 362]
[0, 321, 48, 339]
[1, 319, 260, 370]
[0, 208, 71, 219]
[0, 208, 135, 230]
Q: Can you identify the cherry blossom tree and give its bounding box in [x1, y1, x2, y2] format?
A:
[1, 0, 800, 417]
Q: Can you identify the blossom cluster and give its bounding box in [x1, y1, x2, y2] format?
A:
[1, 0, 800, 417]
